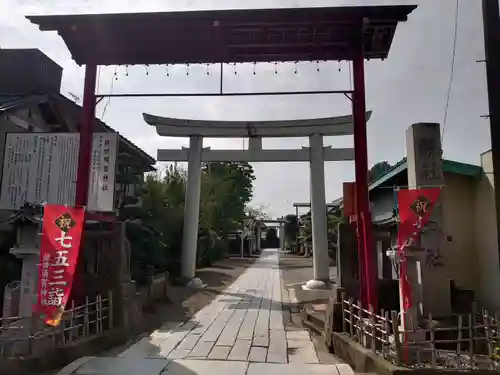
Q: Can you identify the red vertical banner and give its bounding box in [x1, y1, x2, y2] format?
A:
[36, 205, 85, 326]
[343, 182, 357, 218]
[397, 188, 441, 311]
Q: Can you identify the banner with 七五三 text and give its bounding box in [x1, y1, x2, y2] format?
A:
[36, 205, 85, 326]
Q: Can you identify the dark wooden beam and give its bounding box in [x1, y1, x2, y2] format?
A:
[482, 0, 500, 271]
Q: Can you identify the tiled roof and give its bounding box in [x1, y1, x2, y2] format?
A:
[0, 93, 155, 169]
[0, 94, 47, 113]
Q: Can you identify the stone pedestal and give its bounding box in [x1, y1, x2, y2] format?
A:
[257, 226, 262, 252]
[240, 233, 244, 258]
[111, 222, 143, 330]
[337, 222, 360, 300]
[279, 223, 285, 251]
[10, 223, 40, 319]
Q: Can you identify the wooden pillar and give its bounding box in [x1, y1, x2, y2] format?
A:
[482, 0, 500, 272]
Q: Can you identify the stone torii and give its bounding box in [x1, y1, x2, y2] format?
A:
[144, 111, 372, 288]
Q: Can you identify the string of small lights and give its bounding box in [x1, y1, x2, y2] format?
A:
[105, 60, 349, 80]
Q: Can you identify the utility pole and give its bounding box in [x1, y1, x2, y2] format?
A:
[482, 0, 500, 271]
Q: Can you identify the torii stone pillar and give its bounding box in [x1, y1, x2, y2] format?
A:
[181, 136, 203, 283]
[305, 133, 330, 289]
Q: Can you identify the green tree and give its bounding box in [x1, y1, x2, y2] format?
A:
[200, 162, 255, 235]
[245, 204, 270, 220]
[284, 214, 299, 251]
[368, 161, 392, 183]
[120, 161, 256, 281]
[298, 210, 343, 261]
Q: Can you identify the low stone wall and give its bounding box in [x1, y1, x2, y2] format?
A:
[331, 332, 499, 375]
[0, 328, 126, 375]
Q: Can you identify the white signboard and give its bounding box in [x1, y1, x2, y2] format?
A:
[0, 132, 118, 212]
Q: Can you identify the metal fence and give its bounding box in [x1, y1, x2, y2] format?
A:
[341, 297, 500, 370]
[0, 291, 113, 358]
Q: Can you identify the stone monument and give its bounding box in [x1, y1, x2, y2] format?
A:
[404, 122, 451, 327]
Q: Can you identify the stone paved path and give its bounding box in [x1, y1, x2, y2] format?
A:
[58, 249, 353, 375]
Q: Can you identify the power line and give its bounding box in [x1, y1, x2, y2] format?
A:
[441, 0, 460, 145]
[101, 66, 117, 120]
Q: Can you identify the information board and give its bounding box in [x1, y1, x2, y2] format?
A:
[0, 133, 118, 212]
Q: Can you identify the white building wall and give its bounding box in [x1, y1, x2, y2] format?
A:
[474, 150, 500, 311]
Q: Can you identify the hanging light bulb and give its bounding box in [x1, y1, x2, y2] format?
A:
[233, 63, 237, 75]
[294, 61, 298, 74]
[145, 64, 149, 75]
[206, 64, 210, 76]
[274, 62, 278, 74]
[164, 64, 170, 76]
[186, 63, 190, 76]
[253, 62, 257, 75]
[338, 61, 341, 72]
[125, 65, 129, 77]
[316, 61, 320, 72]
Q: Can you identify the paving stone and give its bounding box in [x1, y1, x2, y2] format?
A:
[287, 341, 319, 364]
[176, 333, 202, 350]
[267, 330, 287, 363]
[207, 345, 232, 360]
[252, 332, 269, 347]
[266, 351, 287, 363]
[228, 339, 251, 361]
[76, 357, 169, 375]
[237, 310, 258, 340]
[286, 338, 314, 349]
[286, 330, 310, 341]
[216, 309, 246, 346]
[188, 340, 215, 358]
[247, 363, 350, 375]
[248, 346, 267, 362]
[161, 359, 248, 375]
[269, 308, 284, 330]
[166, 348, 191, 360]
[201, 310, 233, 342]
[59, 250, 354, 374]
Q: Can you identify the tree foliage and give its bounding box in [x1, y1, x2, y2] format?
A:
[296, 210, 344, 260]
[120, 162, 256, 282]
[368, 161, 392, 183]
[245, 204, 271, 220]
[283, 214, 299, 247]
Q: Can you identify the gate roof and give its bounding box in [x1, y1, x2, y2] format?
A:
[27, 5, 416, 66]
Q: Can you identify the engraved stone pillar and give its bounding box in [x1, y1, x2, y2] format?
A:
[404, 122, 451, 324]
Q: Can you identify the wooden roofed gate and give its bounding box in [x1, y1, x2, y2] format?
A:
[27, 4, 417, 307]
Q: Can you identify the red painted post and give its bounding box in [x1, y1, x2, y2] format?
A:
[75, 64, 97, 207]
[352, 46, 377, 311]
